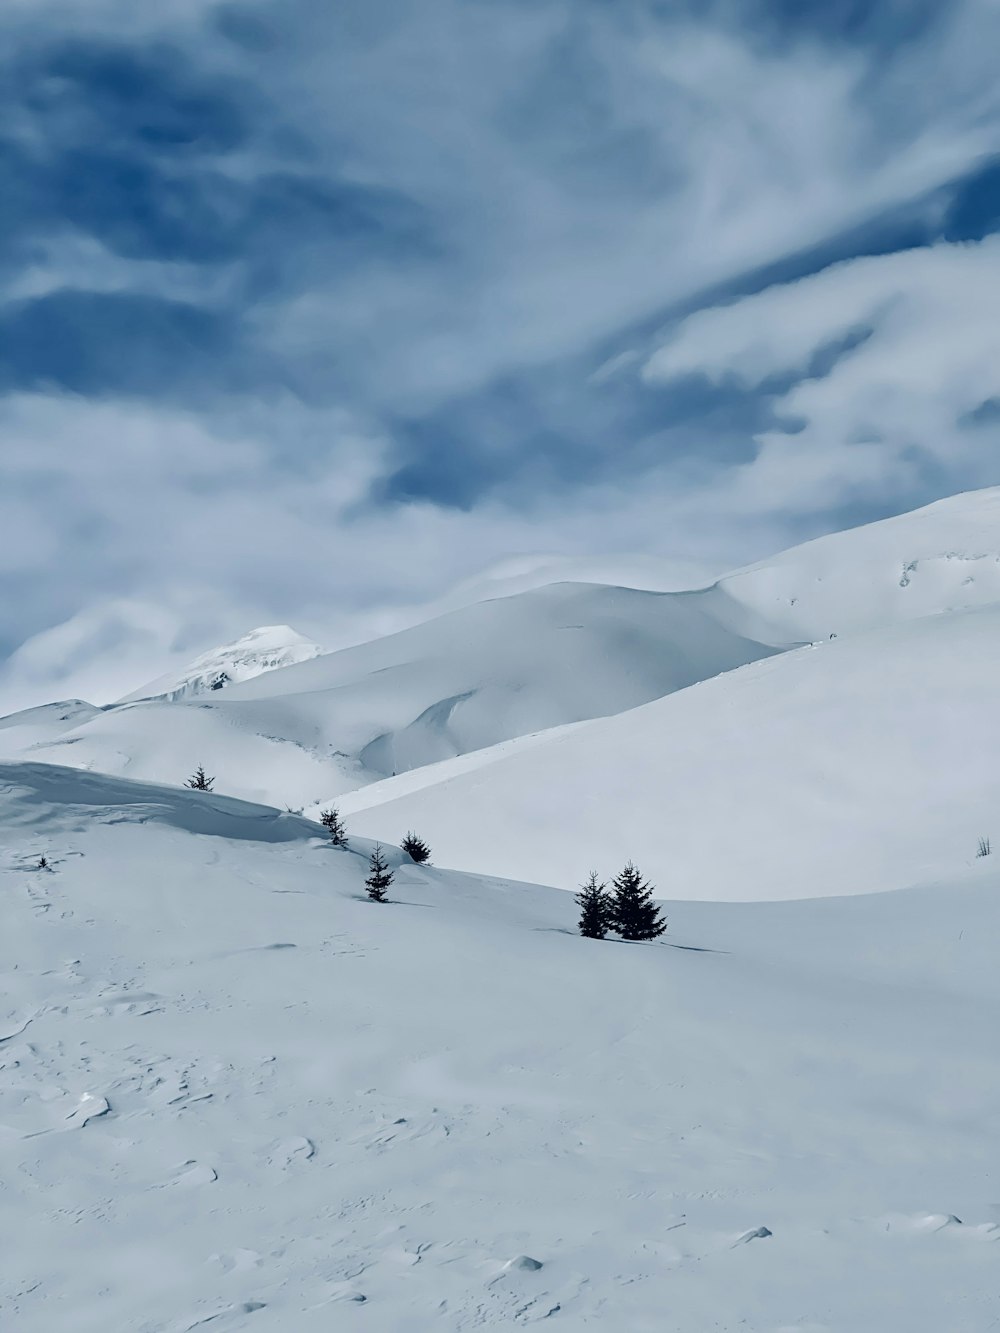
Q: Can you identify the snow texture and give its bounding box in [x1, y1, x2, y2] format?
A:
[5, 583, 776, 808]
[119, 625, 324, 704]
[340, 603, 1000, 900]
[700, 485, 1000, 646]
[1, 761, 998, 1331]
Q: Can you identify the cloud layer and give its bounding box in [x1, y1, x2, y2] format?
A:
[2, 0, 1000, 708]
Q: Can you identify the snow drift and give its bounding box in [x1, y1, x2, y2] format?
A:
[1, 761, 998, 1332]
[698, 486, 1000, 646]
[12, 582, 777, 807]
[340, 604, 1000, 901]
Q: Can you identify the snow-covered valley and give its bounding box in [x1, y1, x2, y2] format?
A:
[3, 489, 1000, 1330]
[3, 762, 999, 1332]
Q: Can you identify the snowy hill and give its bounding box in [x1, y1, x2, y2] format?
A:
[119, 625, 323, 704]
[340, 604, 1000, 901]
[2, 761, 998, 1332]
[4, 488, 1000, 831]
[12, 583, 776, 807]
[698, 487, 1000, 646]
[0, 698, 101, 760]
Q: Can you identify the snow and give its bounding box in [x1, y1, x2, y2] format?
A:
[8, 583, 776, 808]
[0, 699, 101, 760]
[421, 552, 716, 608]
[5, 490, 1000, 824]
[5, 491, 1000, 1329]
[2, 761, 998, 1331]
[339, 604, 1000, 900]
[119, 625, 323, 704]
[699, 486, 1000, 646]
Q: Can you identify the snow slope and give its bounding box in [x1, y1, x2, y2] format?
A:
[5, 489, 1000, 826]
[120, 625, 323, 704]
[2, 761, 998, 1332]
[16, 582, 776, 807]
[698, 486, 1000, 646]
[0, 699, 101, 760]
[340, 604, 1000, 901]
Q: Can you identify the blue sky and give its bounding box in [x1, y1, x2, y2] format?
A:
[2, 0, 999, 706]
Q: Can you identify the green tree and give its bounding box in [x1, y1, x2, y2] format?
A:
[185, 765, 214, 791]
[576, 871, 612, 939]
[610, 862, 666, 941]
[365, 843, 394, 902]
[320, 807, 348, 847]
[401, 831, 431, 864]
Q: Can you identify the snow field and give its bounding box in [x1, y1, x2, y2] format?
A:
[2, 763, 999, 1331]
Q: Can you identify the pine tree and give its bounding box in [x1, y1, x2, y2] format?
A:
[401, 830, 431, 864]
[365, 843, 394, 902]
[609, 861, 667, 941]
[576, 871, 612, 939]
[186, 765, 214, 791]
[320, 806, 348, 847]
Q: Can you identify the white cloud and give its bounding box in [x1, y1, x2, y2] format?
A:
[644, 235, 1000, 514]
[4, 1, 1000, 710]
[0, 388, 777, 712]
[262, 0, 1000, 410]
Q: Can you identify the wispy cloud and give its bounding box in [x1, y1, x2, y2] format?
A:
[643, 235, 1000, 513]
[2, 0, 1000, 707]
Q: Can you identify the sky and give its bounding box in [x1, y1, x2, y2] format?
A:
[2, 0, 1000, 709]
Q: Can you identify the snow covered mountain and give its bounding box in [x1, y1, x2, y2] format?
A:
[2, 761, 998, 1332]
[119, 625, 323, 704]
[340, 603, 1000, 901]
[697, 486, 1000, 646]
[2, 487, 1000, 830]
[11, 582, 776, 807]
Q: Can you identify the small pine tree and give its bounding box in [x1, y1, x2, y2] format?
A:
[185, 765, 214, 791]
[576, 871, 612, 939]
[320, 807, 349, 847]
[37, 855, 49, 871]
[365, 843, 394, 902]
[609, 861, 667, 942]
[401, 831, 431, 864]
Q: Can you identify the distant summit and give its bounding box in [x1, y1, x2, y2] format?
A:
[118, 625, 323, 704]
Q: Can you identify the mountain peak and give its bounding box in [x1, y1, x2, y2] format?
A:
[118, 624, 323, 704]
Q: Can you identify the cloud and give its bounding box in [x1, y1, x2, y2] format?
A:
[644, 235, 1000, 512]
[0, 387, 788, 710]
[3, 0, 1000, 708]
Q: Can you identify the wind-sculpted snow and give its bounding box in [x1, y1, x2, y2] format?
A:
[0, 699, 101, 759]
[6, 490, 1000, 820]
[8, 582, 777, 808]
[700, 486, 1000, 646]
[342, 605, 1000, 901]
[1, 763, 998, 1331]
[1, 762, 320, 844]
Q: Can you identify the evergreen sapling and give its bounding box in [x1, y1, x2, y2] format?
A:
[401, 831, 431, 864]
[365, 843, 394, 902]
[320, 806, 349, 847]
[185, 765, 214, 791]
[576, 871, 612, 939]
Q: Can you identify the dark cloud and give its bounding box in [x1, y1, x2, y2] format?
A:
[30, 39, 249, 152]
[0, 30, 434, 399]
[380, 366, 774, 509]
[721, 0, 943, 51]
[0, 290, 244, 396]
